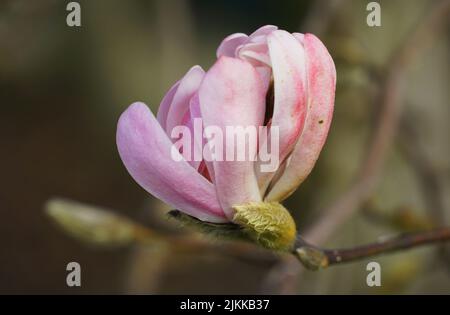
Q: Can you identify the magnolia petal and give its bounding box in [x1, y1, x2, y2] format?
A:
[256, 30, 308, 194]
[238, 42, 272, 67]
[156, 81, 180, 131]
[183, 94, 203, 171]
[216, 33, 249, 58]
[190, 94, 216, 182]
[266, 33, 336, 202]
[181, 110, 202, 170]
[198, 56, 265, 219]
[117, 102, 227, 223]
[268, 30, 308, 161]
[249, 25, 278, 40]
[165, 65, 205, 135]
[255, 66, 273, 95]
[292, 32, 305, 44]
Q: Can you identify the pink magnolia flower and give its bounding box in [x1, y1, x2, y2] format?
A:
[117, 25, 336, 224]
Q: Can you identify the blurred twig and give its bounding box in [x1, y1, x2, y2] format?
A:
[263, 0, 450, 293]
[45, 198, 159, 248]
[399, 109, 450, 269]
[399, 111, 447, 224]
[46, 198, 280, 267]
[304, 0, 450, 247]
[47, 198, 450, 292]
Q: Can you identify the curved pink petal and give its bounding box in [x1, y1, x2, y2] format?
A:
[238, 42, 271, 67]
[216, 33, 248, 58]
[190, 94, 216, 181]
[198, 56, 265, 219]
[156, 81, 180, 131]
[292, 32, 305, 44]
[255, 30, 308, 194]
[255, 66, 272, 95]
[183, 94, 203, 170]
[266, 33, 336, 202]
[268, 30, 308, 160]
[117, 102, 227, 223]
[165, 65, 205, 134]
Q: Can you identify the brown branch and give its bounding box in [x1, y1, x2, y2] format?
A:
[303, 0, 450, 247]
[294, 227, 450, 270]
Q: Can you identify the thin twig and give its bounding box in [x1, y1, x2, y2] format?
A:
[294, 227, 450, 269]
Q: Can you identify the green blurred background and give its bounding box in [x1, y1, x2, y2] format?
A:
[0, 0, 449, 294]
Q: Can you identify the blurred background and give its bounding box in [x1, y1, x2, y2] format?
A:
[0, 0, 449, 294]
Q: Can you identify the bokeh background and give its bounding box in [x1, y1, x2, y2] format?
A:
[0, 0, 449, 294]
